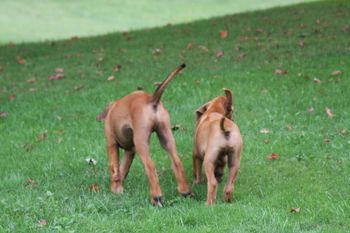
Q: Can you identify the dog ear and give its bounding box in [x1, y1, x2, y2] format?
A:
[96, 102, 113, 121]
[223, 88, 234, 117]
[195, 103, 208, 121]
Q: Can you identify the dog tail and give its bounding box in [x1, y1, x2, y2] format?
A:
[152, 64, 186, 104]
[220, 117, 230, 138]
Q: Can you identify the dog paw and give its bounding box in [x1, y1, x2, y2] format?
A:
[151, 196, 164, 207]
[180, 191, 194, 198]
[223, 192, 233, 203]
[111, 182, 124, 194]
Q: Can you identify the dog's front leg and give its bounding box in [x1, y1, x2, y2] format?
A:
[134, 131, 163, 206]
[106, 143, 123, 194]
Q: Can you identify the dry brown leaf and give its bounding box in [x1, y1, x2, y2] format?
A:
[90, 183, 99, 192]
[152, 48, 162, 55]
[220, 30, 228, 39]
[325, 107, 334, 118]
[23, 143, 33, 152]
[16, 56, 25, 65]
[9, 94, 16, 101]
[275, 68, 288, 75]
[26, 77, 36, 83]
[37, 131, 48, 141]
[216, 50, 224, 59]
[48, 73, 64, 80]
[25, 178, 34, 185]
[198, 45, 209, 52]
[260, 128, 270, 134]
[107, 76, 115, 81]
[323, 138, 331, 144]
[290, 207, 300, 213]
[55, 68, 64, 73]
[313, 78, 321, 83]
[38, 219, 47, 226]
[307, 107, 314, 113]
[187, 43, 193, 50]
[255, 28, 264, 33]
[267, 153, 279, 160]
[0, 111, 8, 118]
[299, 39, 305, 48]
[114, 64, 122, 72]
[331, 70, 342, 76]
[286, 124, 293, 131]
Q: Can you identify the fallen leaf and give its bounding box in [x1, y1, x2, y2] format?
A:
[323, 138, 331, 144]
[55, 67, 64, 73]
[313, 78, 321, 83]
[290, 207, 300, 213]
[187, 43, 193, 50]
[340, 128, 348, 136]
[307, 107, 314, 113]
[37, 131, 48, 141]
[267, 153, 279, 160]
[9, 94, 16, 101]
[90, 183, 99, 192]
[25, 178, 34, 185]
[107, 76, 115, 81]
[16, 56, 25, 65]
[331, 70, 342, 76]
[325, 107, 334, 118]
[198, 45, 209, 52]
[298, 39, 305, 48]
[26, 77, 36, 83]
[220, 30, 228, 39]
[260, 128, 270, 134]
[38, 219, 47, 226]
[114, 64, 122, 72]
[255, 28, 264, 33]
[0, 111, 8, 118]
[74, 85, 84, 91]
[286, 124, 293, 131]
[23, 143, 33, 152]
[152, 48, 162, 55]
[315, 19, 321, 25]
[48, 73, 64, 80]
[275, 68, 288, 75]
[85, 157, 97, 165]
[216, 50, 224, 59]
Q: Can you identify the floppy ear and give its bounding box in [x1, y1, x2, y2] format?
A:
[96, 102, 113, 121]
[223, 88, 234, 117]
[195, 103, 209, 121]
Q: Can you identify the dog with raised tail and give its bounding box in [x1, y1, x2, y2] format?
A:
[193, 88, 243, 205]
[97, 64, 192, 207]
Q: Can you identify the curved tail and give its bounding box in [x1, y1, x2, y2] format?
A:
[220, 117, 230, 138]
[152, 64, 186, 104]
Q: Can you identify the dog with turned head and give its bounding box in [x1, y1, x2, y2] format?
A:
[97, 64, 192, 207]
[193, 89, 243, 205]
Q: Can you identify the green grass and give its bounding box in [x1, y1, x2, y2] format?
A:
[0, 0, 317, 44]
[1, 0, 350, 232]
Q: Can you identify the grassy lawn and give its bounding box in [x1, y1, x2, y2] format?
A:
[0, 0, 318, 44]
[1, 0, 350, 232]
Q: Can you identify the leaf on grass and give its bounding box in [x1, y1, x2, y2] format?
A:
[325, 107, 334, 118]
[55, 68, 64, 73]
[90, 183, 99, 192]
[267, 153, 279, 160]
[331, 70, 342, 76]
[323, 138, 331, 144]
[198, 45, 209, 52]
[152, 48, 162, 55]
[260, 128, 270, 134]
[9, 94, 16, 101]
[38, 219, 47, 226]
[23, 143, 33, 152]
[26, 77, 36, 83]
[85, 157, 97, 165]
[339, 128, 348, 136]
[216, 50, 224, 59]
[313, 78, 321, 83]
[275, 68, 288, 75]
[107, 76, 115, 81]
[0, 111, 8, 118]
[114, 64, 122, 72]
[25, 178, 34, 185]
[307, 107, 314, 113]
[298, 39, 305, 48]
[286, 124, 293, 131]
[16, 56, 25, 65]
[37, 131, 48, 141]
[290, 207, 300, 213]
[255, 28, 264, 33]
[48, 73, 64, 80]
[220, 30, 228, 39]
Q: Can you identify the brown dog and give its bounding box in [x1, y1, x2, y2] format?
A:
[97, 64, 191, 206]
[193, 89, 243, 205]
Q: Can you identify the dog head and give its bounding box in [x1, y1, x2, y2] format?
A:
[195, 88, 234, 122]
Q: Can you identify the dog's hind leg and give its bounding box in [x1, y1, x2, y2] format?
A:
[106, 141, 123, 194]
[223, 145, 242, 203]
[156, 124, 192, 197]
[120, 149, 135, 181]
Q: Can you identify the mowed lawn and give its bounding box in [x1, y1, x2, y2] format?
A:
[0, 0, 317, 44]
[1, 0, 350, 232]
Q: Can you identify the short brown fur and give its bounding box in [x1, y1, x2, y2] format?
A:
[193, 88, 243, 205]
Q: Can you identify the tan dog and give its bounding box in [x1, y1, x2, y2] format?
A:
[97, 64, 191, 206]
[193, 89, 243, 205]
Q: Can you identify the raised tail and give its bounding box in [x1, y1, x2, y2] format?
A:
[220, 117, 230, 138]
[152, 64, 186, 104]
